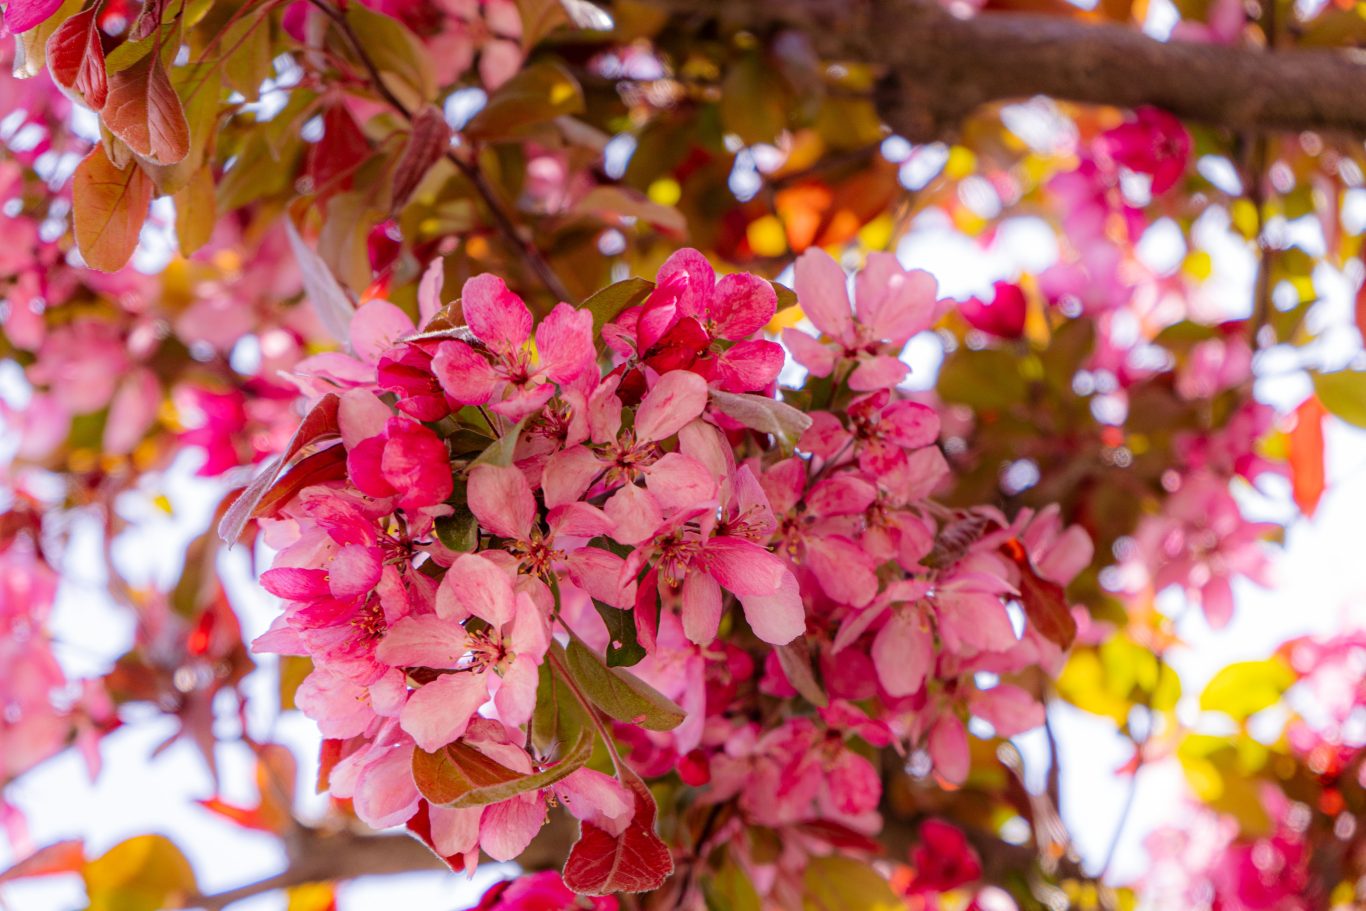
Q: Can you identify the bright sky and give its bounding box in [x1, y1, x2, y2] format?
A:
[3, 198, 1365, 911]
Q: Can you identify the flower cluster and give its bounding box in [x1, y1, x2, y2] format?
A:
[251, 248, 1091, 894]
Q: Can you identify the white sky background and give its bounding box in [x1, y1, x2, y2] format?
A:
[6, 62, 1366, 910]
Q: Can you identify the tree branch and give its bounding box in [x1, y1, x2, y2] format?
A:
[649, 0, 1366, 140]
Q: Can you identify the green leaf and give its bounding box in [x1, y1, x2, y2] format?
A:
[412, 731, 592, 809]
[342, 4, 436, 108]
[465, 61, 585, 140]
[719, 51, 787, 146]
[580, 277, 654, 340]
[591, 598, 646, 667]
[531, 645, 589, 757]
[1312, 370, 1366, 429]
[1199, 658, 1295, 721]
[470, 417, 526, 469]
[565, 640, 685, 731]
[937, 348, 1027, 411]
[802, 857, 902, 911]
[708, 389, 812, 451]
[705, 860, 761, 911]
[434, 507, 478, 552]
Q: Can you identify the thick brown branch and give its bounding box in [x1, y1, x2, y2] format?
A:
[649, 0, 1366, 141]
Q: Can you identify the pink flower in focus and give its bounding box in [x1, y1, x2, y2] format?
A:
[433, 275, 594, 420]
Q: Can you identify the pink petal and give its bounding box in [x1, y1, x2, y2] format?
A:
[793, 249, 853, 340]
[548, 502, 614, 539]
[704, 536, 785, 597]
[657, 247, 716, 320]
[709, 272, 776, 339]
[479, 791, 546, 862]
[882, 401, 940, 449]
[806, 475, 876, 517]
[781, 327, 837, 377]
[438, 553, 516, 625]
[535, 303, 595, 385]
[295, 669, 373, 738]
[493, 655, 539, 728]
[461, 274, 532, 350]
[329, 545, 383, 598]
[681, 571, 722, 644]
[353, 744, 420, 829]
[929, 715, 970, 785]
[381, 419, 453, 510]
[350, 299, 415, 365]
[872, 611, 931, 696]
[432, 339, 498, 404]
[634, 370, 708, 443]
[542, 446, 604, 509]
[428, 805, 482, 857]
[347, 435, 397, 499]
[339, 388, 392, 449]
[715, 340, 785, 392]
[735, 569, 805, 645]
[400, 672, 490, 751]
[854, 253, 937, 344]
[969, 684, 1044, 737]
[376, 615, 468, 668]
[557, 768, 634, 836]
[806, 535, 879, 607]
[848, 355, 909, 392]
[645, 453, 718, 515]
[604, 484, 663, 546]
[468, 463, 536, 540]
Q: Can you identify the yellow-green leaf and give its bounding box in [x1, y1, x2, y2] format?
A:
[1199, 658, 1295, 721]
[802, 857, 902, 911]
[84, 835, 196, 911]
[173, 164, 216, 255]
[565, 639, 685, 731]
[465, 61, 584, 140]
[1312, 369, 1366, 429]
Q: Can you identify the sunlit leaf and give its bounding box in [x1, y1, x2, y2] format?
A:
[72, 145, 153, 272]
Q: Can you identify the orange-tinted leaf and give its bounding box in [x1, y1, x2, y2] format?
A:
[46, 7, 108, 109]
[103, 46, 190, 165]
[0, 840, 85, 883]
[196, 798, 277, 833]
[413, 737, 591, 808]
[218, 393, 342, 543]
[72, 144, 153, 271]
[1289, 395, 1327, 518]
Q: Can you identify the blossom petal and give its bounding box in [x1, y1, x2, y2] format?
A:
[468, 463, 536, 540]
[399, 672, 490, 751]
[634, 370, 708, 443]
[461, 274, 532, 350]
[793, 249, 853, 340]
[438, 553, 517, 625]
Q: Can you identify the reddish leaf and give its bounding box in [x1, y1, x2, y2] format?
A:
[391, 103, 451, 212]
[218, 394, 341, 543]
[46, 8, 108, 109]
[0, 840, 85, 883]
[196, 798, 277, 834]
[247, 444, 348, 520]
[405, 801, 470, 872]
[1001, 537, 1077, 649]
[72, 144, 153, 271]
[412, 741, 525, 806]
[1289, 395, 1327, 518]
[306, 104, 370, 194]
[3, 0, 65, 34]
[563, 772, 672, 895]
[103, 46, 190, 165]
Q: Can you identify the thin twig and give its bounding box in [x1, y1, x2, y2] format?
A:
[306, 0, 572, 303]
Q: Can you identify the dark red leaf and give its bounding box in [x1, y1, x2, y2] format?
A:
[46, 8, 108, 109]
[391, 103, 451, 212]
[1001, 537, 1077, 649]
[563, 772, 672, 895]
[306, 104, 371, 194]
[218, 394, 341, 543]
